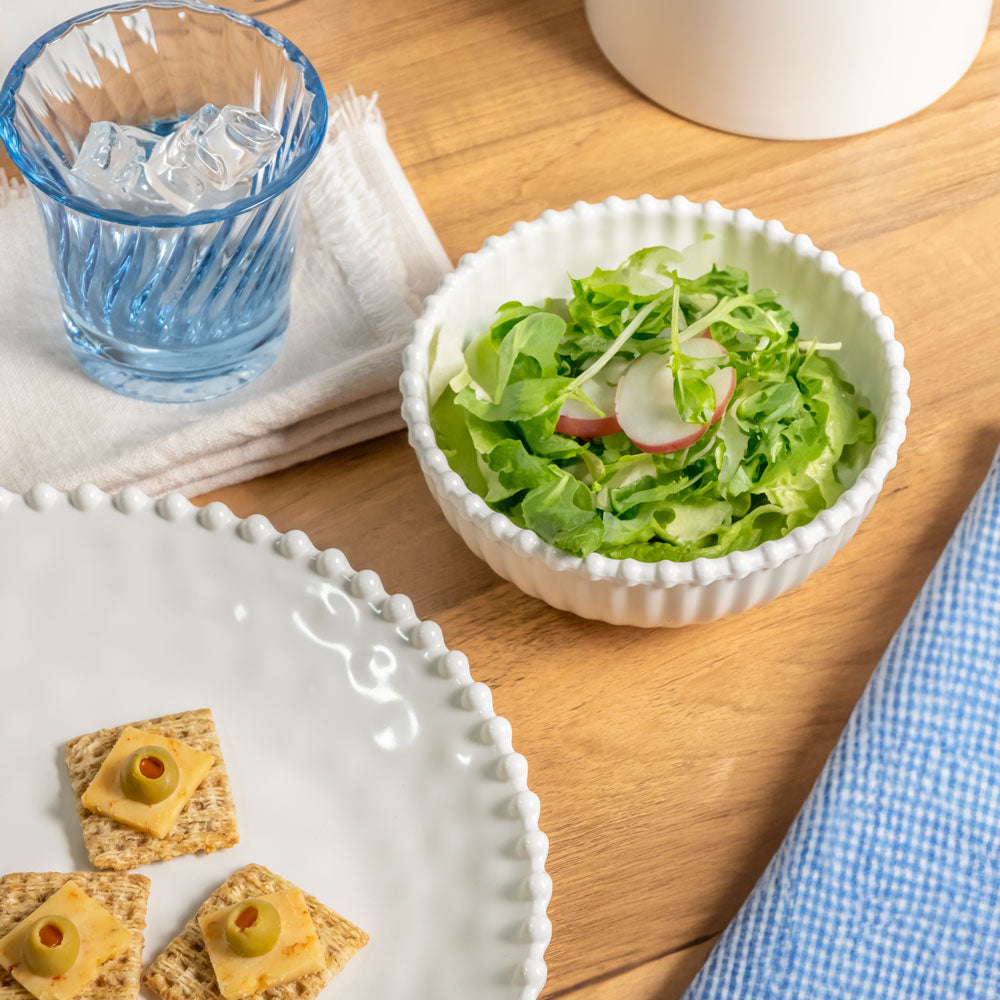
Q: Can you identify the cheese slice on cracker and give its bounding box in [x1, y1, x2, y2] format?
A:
[66, 709, 238, 869]
[0, 881, 132, 1000]
[144, 864, 368, 1000]
[199, 889, 326, 999]
[82, 726, 214, 838]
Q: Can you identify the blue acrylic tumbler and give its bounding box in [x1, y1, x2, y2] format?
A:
[0, 1, 328, 402]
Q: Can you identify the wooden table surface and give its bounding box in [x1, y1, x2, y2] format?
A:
[17, 0, 998, 996]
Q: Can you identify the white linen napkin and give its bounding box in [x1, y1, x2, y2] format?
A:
[0, 89, 451, 497]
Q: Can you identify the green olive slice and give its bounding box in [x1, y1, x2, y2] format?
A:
[224, 898, 282, 957]
[22, 915, 81, 976]
[120, 745, 179, 804]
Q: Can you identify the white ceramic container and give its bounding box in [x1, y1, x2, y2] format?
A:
[400, 196, 910, 627]
[584, 0, 993, 140]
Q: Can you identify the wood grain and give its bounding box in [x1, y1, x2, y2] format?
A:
[6, 0, 998, 995]
[198, 1, 1000, 995]
[547, 937, 718, 1000]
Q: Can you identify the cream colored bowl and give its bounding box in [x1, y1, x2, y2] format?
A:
[401, 196, 909, 627]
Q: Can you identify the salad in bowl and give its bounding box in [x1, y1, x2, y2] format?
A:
[430, 243, 875, 563]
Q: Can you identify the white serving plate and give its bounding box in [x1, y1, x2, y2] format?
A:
[0, 485, 550, 1000]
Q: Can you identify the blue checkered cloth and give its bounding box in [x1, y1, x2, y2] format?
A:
[684, 448, 1000, 1000]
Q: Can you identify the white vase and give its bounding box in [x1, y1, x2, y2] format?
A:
[584, 0, 993, 140]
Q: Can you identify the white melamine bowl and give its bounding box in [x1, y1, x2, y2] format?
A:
[400, 196, 910, 627]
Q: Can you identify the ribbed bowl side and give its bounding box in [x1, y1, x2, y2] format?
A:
[454, 527, 859, 628]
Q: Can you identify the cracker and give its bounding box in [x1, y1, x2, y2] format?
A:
[0, 871, 149, 1000]
[143, 864, 369, 1000]
[66, 708, 239, 870]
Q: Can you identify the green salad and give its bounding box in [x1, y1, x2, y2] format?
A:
[429, 243, 876, 562]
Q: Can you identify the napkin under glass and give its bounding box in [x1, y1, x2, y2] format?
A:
[0, 89, 451, 497]
[684, 446, 1000, 999]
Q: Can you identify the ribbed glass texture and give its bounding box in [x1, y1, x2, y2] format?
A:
[0, 1, 328, 401]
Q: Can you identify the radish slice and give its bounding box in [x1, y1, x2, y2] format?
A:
[556, 357, 629, 438]
[615, 355, 707, 453]
[616, 340, 735, 453]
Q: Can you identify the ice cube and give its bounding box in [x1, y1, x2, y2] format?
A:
[69, 121, 171, 213]
[144, 103, 282, 213]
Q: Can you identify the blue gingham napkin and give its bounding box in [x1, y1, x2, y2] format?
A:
[685, 446, 1000, 1000]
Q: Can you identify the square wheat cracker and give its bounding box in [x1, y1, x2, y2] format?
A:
[144, 864, 369, 1000]
[66, 708, 238, 870]
[0, 871, 149, 1000]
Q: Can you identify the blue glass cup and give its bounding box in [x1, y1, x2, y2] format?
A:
[0, 1, 327, 402]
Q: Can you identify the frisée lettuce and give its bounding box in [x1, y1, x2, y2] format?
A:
[429, 244, 876, 562]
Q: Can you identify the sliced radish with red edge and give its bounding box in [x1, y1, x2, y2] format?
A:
[555, 357, 629, 438]
[615, 338, 734, 454]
